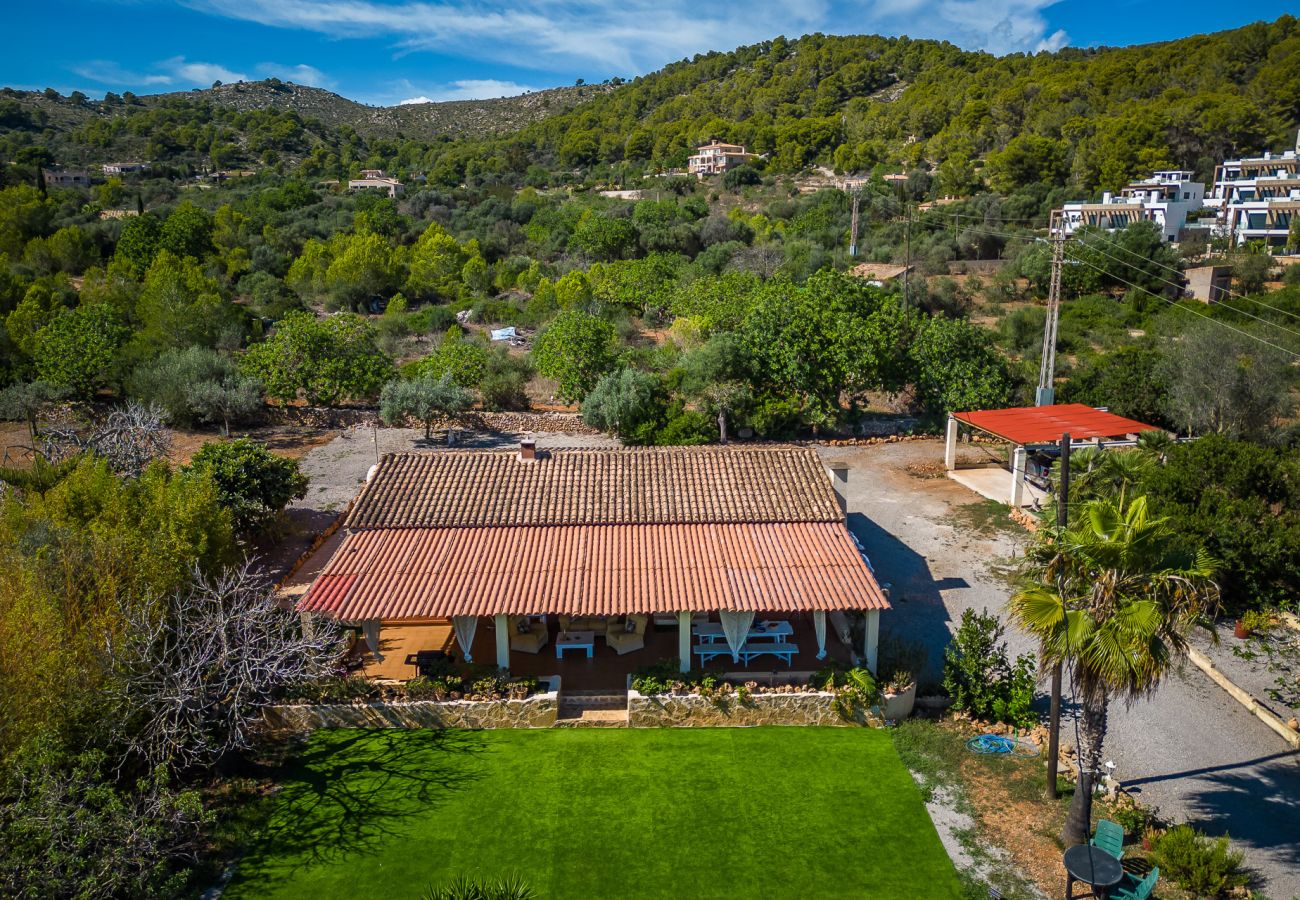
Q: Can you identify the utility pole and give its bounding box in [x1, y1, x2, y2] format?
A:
[902, 205, 912, 305]
[1044, 432, 1071, 801]
[849, 186, 861, 257]
[1036, 209, 1065, 406]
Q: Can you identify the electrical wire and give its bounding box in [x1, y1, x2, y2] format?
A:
[1065, 254, 1300, 358]
[1067, 235, 1300, 342]
[1070, 229, 1300, 326]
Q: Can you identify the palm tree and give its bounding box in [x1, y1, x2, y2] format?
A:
[1009, 495, 1219, 845]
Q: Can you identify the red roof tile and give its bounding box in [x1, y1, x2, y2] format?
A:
[346, 446, 841, 529]
[952, 404, 1161, 445]
[298, 523, 889, 621]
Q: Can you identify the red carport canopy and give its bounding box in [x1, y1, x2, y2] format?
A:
[951, 404, 1161, 445]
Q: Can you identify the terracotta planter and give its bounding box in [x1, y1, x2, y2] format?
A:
[882, 683, 917, 720]
[1234, 619, 1251, 639]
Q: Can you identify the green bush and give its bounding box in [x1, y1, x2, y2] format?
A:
[942, 608, 1038, 728]
[1149, 824, 1248, 897]
[182, 438, 307, 537]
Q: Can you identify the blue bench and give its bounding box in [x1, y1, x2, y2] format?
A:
[740, 641, 798, 666]
[693, 643, 734, 663]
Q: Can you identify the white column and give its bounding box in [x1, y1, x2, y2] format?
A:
[862, 609, 880, 675]
[361, 620, 384, 662]
[1010, 446, 1027, 507]
[944, 416, 958, 471]
[494, 613, 510, 671]
[678, 611, 691, 673]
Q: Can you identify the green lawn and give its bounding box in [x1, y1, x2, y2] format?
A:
[226, 727, 962, 900]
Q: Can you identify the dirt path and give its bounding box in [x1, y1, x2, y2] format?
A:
[817, 439, 1300, 898]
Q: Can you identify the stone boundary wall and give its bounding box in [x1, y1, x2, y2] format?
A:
[263, 405, 598, 435]
[628, 689, 876, 727]
[263, 681, 559, 732]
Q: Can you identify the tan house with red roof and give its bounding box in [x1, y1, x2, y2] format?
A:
[688, 140, 756, 177]
[299, 443, 888, 684]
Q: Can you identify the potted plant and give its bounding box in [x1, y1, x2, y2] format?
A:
[1234, 609, 1272, 639]
[882, 670, 917, 720]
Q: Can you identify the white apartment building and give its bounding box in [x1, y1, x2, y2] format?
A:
[347, 175, 404, 198]
[687, 140, 755, 177]
[1060, 171, 1205, 242]
[1206, 131, 1300, 254]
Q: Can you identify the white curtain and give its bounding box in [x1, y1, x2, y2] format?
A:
[719, 610, 756, 663]
[362, 620, 384, 662]
[829, 610, 853, 647]
[452, 615, 479, 663]
[813, 610, 828, 660]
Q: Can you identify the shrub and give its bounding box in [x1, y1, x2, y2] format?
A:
[422, 874, 536, 900]
[1149, 825, 1248, 896]
[580, 368, 667, 444]
[655, 404, 713, 445]
[479, 350, 532, 411]
[942, 608, 1038, 728]
[182, 438, 308, 537]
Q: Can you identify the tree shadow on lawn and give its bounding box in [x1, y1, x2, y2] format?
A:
[240, 729, 489, 886]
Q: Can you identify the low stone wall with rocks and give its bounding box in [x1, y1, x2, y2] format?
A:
[263, 405, 598, 435]
[628, 689, 876, 727]
[263, 680, 559, 732]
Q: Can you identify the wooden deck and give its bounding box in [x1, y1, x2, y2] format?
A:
[351, 614, 856, 690]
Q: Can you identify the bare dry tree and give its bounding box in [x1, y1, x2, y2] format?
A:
[42, 401, 173, 477]
[112, 561, 344, 771]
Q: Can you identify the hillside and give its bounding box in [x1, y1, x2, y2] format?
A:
[2, 17, 1297, 191]
[433, 18, 1300, 192]
[152, 79, 615, 138]
[0, 78, 614, 153]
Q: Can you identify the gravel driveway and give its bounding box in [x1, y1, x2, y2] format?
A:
[818, 439, 1300, 899]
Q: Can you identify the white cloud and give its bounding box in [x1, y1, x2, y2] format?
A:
[185, 0, 1069, 72]
[160, 56, 248, 84]
[400, 79, 540, 104]
[72, 60, 174, 87]
[257, 63, 333, 87]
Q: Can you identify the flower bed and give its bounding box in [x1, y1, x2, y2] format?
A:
[627, 664, 883, 727]
[265, 676, 560, 732]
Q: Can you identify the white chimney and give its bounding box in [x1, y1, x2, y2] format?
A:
[828, 464, 849, 520]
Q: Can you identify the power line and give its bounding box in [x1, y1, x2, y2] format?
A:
[1066, 254, 1300, 359]
[1070, 229, 1300, 326]
[1067, 236, 1300, 343]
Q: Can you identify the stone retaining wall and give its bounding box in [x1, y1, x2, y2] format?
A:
[263, 405, 598, 435]
[263, 682, 559, 732]
[628, 689, 877, 727]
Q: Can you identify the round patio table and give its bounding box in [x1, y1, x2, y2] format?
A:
[1063, 844, 1123, 899]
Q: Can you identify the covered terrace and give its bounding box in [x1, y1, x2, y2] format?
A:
[943, 403, 1163, 507]
[299, 519, 889, 688]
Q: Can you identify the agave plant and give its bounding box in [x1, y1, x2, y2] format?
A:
[1010, 495, 1218, 845]
[422, 873, 536, 900]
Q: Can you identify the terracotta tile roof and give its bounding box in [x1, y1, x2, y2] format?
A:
[952, 403, 1162, 445]
[346, 446, 842, 529]
[298, 523, 889, 620]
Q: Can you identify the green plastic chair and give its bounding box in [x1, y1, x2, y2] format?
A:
[1090, 818, 1125, 860]
[1112, 867, 1158, 900]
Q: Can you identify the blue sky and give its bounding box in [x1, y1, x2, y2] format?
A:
[3, 1, 1294, 106]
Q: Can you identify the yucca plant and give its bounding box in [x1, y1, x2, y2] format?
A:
[1009, 495, 1219, 845]
[422, 873, 536, 900]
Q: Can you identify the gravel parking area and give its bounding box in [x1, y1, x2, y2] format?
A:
[819, 438, 1300, 898]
